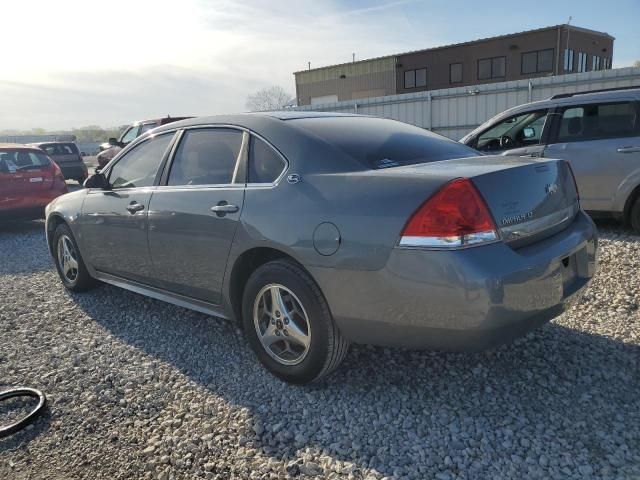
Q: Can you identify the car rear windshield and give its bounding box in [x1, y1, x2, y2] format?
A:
[40, 143, 79, 156]
[0, 149, 51, 172]
[290, 116, 480, 169]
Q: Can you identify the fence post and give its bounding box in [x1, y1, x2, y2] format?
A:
[528, 80, 533, 102]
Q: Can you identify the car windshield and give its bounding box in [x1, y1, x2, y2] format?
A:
[0, 150, 51, 172]
[290, 116, 480, 169]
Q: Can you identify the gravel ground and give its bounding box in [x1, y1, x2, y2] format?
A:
[0, 219, 638, 480]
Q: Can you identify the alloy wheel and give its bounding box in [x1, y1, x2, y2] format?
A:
[253, 284, 311, 366]
[57, 235, 79, 283]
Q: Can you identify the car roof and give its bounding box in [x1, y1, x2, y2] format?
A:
[0, 143, 43, 151]
[510, 87, 640, 114]
[28, 141, 74, 146]
[152, 111, 361, 132]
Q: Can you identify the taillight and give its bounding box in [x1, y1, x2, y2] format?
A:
[399, 178, 499, 248]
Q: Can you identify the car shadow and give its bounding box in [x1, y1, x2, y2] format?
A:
[72, 284, 639, 477]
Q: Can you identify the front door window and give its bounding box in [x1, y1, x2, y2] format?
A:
[476, 110, 549, 152]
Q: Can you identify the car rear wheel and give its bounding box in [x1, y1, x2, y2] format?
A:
[242, 259, 349, 384]
[52, 224, 98, 292]
[631, 197, 640, 235]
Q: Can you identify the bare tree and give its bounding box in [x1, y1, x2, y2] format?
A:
[246, 86, 293, 112]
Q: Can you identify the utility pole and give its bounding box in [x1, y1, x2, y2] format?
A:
[352, 53, 355, 63]
[308, 61, 311, 71]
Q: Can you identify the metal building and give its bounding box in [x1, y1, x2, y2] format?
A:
[294, 25, 614, 106]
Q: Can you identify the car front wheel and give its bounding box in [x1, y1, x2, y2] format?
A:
[242, 259, 349, 384]
[52, 223, 98, 292]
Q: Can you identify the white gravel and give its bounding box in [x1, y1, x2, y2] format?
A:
[0, 219, 638, 479]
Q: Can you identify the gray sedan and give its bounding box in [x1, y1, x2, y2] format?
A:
[45, 112, 597, 383]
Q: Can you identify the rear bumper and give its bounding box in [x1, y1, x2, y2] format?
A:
[0, 186, 68, 221]
[309, 211, 597, 350]
[59, 164, 87, 181]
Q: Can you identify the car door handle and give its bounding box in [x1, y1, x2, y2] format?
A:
[210, 203, 239, 215]
[617, 146, 640, 153]
[126, 202, 145, 214]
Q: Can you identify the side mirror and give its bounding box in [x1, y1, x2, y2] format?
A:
[108, 137, 119, 146]
[523, 127, 536, 139]
[83, 172, 110, 189]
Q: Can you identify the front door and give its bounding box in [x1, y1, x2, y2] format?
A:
[147, 128, 247, 304]
[543, 100, 640, 212]
[79, 133, 175, 284]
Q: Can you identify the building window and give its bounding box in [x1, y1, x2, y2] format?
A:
[404, 68, 426, 89]
[564, 49, 574, 72]
[593, 56, 602, 70]
[450, 63, 463, 83]
[603, 57, 611, 69]
[478, 56, 505, 80]
[521, 49, 554, 74]
[404, 70, 415, 88]
[577, 52, 588, 72]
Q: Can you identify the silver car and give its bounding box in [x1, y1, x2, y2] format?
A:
[461, 87, 640, 233]
[45, 113, 597, 383]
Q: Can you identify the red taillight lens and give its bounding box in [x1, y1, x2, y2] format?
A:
[400, 178, 498, 248]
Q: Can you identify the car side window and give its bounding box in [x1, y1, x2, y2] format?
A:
[556, 102, 638, 143]
[248, 136, 286, 184]
[476, 110, 548, 152]
[167, 129, 242, 186]
[120, 126, 140, 145]
[108, 134, 173, 189]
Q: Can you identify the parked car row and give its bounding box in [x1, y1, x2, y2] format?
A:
[6, 88, 639, 383]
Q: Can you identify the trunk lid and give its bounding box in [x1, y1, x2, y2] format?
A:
[394, 156, 580, 247]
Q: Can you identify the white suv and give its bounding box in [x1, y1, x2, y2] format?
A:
[461, 87, 640, 233]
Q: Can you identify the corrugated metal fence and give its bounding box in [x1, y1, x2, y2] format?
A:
[295, 67, 640, 140]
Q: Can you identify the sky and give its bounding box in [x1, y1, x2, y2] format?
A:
[1, 0, 638, 131]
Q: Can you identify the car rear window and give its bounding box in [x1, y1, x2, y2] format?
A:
[0, 150, 51, 172]
[40, 143, 79, 156]
[290, 117, 480, 169]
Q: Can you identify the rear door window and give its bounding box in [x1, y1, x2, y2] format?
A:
[248, 136, 286, 184]
[555, 102, 638, 142]
[167, 129, 243, 186]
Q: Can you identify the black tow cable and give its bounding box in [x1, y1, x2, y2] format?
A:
[0, 388, 47, 438]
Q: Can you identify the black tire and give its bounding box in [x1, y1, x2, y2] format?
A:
[631, 197, 640, 235]
[52, 223, 99, 292]
[242, 259, 349, 384]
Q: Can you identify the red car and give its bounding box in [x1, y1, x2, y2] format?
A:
[0, 144, 68, 220]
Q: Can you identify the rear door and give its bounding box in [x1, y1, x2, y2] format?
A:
[543, 100, 640, 212]
[79, 132, 176, 284]
[146, 127, 247, 304]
